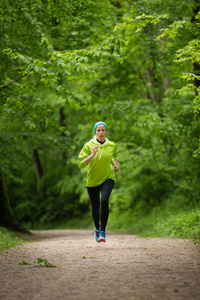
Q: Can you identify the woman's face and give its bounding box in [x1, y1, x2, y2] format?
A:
[96, 125, 107, 142]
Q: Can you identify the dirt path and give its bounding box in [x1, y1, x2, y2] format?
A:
[0, 230, 200, 300]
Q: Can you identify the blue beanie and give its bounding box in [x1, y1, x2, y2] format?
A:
[94, 121, 107, 134]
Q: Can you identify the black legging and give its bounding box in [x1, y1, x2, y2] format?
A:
[87, 179, 114, 231]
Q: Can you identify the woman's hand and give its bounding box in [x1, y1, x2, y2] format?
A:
[114, 166, 119, 173]
[92, 145, 99, 157]
[84, 146, 99, 165]
[113, 159, 119, 173]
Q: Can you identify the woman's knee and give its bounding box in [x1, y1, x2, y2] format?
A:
[101, 197, 109, 207]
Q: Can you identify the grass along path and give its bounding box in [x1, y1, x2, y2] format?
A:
[0, 230, 200, 300]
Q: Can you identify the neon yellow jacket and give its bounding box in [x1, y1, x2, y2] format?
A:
[78, 138, 118, 187]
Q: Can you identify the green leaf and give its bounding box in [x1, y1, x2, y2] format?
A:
[19, 261, 32, 265]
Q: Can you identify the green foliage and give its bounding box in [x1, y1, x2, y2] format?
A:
[109, 207, 200, 243]
[19, 261, 32, 266]
[19, 257, 56, 267]
[1, 0, 200, 244]
[0, 0, 119, 227]
[155, 209, 200, 240]
[0, 227, 29, 251]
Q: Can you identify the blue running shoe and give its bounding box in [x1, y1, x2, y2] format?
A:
[98, 230, 106, 243]
[92, 228, 100, 242]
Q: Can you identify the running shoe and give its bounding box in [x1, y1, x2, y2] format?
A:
[98, 230, 106, 243]
[92, 228, 100, 242]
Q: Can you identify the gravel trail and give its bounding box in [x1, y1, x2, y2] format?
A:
[0, 230, 200, 300]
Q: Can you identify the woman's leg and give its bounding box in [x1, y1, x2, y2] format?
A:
[100, 179, 114, 231]
[87, 186, 101, 229]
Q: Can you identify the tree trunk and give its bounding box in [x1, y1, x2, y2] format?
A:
[143, 26, 164, 104]
[0, 180, 30, 233]
[193, 62, 200, 96]
[59, 107, 69, 164]
[191, 4, 200, 96]
[31, 148, 43, 181]
[59, 107, 68, 137]
[31, 148, 45, 200]
[146, 68, 158, 104]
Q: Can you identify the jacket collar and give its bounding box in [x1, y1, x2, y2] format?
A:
[90, 138, 109, 146]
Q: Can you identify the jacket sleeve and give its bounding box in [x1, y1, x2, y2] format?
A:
[112, 143, 118, 160]
[78, 143, 90, 169]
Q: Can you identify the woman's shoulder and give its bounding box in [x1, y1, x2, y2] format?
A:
[82, 141, 90, 148]
[106, 139, 117, 146]
[83, 139, 95, 147]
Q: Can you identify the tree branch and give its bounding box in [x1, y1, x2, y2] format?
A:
[0, 70, 32, 91]
[137, 68, 156, 104]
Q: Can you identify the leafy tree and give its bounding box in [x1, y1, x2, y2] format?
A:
[74, 0, 200, 232]
[0, 0, 121, 231]
[1, 0, 200, 237]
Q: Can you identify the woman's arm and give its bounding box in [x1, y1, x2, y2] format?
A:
[113, 159, 119, 173]
[85, 145, 99, 164]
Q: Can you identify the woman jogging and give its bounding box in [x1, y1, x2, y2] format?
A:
[78, 121, 119, 243]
